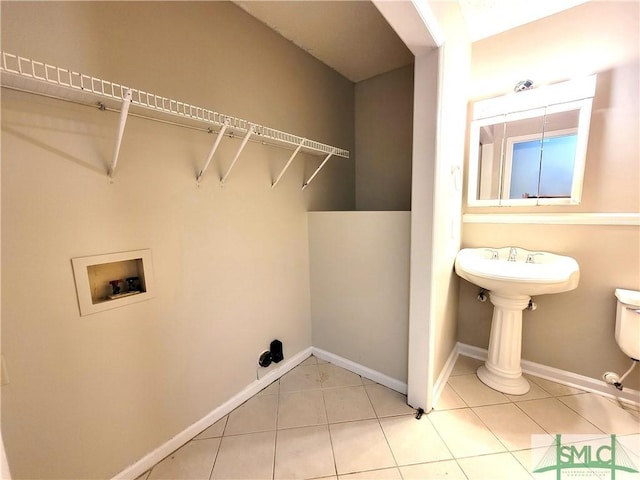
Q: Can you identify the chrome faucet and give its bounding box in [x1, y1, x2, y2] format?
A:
[508, 247, 518, 262]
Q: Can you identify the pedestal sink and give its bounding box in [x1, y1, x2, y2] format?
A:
[454, 247, 580, 394]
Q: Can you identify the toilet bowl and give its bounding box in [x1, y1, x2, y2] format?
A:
[615, 288, 640, 360]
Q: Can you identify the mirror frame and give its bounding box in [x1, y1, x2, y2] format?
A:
[467, 76, 596, 207]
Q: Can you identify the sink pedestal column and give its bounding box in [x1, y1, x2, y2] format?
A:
[477, 292, 531, 395]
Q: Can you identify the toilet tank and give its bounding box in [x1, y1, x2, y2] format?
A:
[615, 288, 640, 361]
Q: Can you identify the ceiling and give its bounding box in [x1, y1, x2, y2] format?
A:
[235, 0, 590, 83]
[458, 0, 590, 42]
[234, 1, 414, 83]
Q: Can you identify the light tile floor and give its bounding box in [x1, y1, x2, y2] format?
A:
[137, 355, 640, 479]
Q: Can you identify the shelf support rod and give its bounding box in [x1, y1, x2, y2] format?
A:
[302, 150, 335, 190]
[108, 89, 132, 181]
[220, 126, 253, 186]
[272, 138, 306, 189]
[196, 123, 228, 184]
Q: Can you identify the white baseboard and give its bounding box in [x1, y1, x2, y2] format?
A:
[432, 345, 459, 409]
[455, 343, 487, 362]
[112, 346, 312, 480]
[456, 342, 640, 407]
[114, 347, 408, 479]
[311, 347, 408, 395]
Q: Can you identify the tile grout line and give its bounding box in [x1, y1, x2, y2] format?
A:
[448, 365, 568, 447]
[493, 381, 607, 477]
[441, 378, 470, 410]
[271, 378, 281, 480]
[316, 357, 339, 479]
[424, 408, 479, 480]
[554, 393, 619, 434]
[511, 371, 628, 476]
[361, 379, 403, 478]
[207, 416, 227, 480]
[512, 397, 558, 440]
[365, 377, 475, 480]
[147, 355, 635, 479]
[457, 373, 555, 472]
[512, 393, 606, 438]
[436, 373, 533, 478]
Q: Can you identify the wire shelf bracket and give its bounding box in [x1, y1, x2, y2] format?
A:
[272, 138, 305, 189]
[196, 123, 228, 185]
[220, 126, 253, 186]
[302, 150, 335, 190]
[108, 89, 132, 181]
[0, 51, 350, 187]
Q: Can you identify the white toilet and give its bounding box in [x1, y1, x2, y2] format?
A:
[615, 288, 640, 361]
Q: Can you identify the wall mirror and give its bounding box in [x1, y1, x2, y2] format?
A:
[467, 76, 596, 206]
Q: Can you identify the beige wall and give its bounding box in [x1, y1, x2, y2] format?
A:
[308, 212, 410, 383]
[354, 65, 413, 211]
[459, 224, 640, 384]
[460, 1, 640, 390]
[1, 2, 354, 478]
[465, 1, 639, 214]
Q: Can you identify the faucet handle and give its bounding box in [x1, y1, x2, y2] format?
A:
[484, 248, 499, 260]
[526, 253, 544, 264]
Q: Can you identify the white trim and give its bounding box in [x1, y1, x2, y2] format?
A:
[455, 343, 487, 362]
[462, 213, 640, 226]
[71, 249, 156, 316]
[372, 0, 442, 54]
[431, 345, 459, 410]
[112, 347, 312, 480]
[113, 348, 409, 479]
[473, 75, 596, 120]
[311, 347, 408, 395]
[456, 342, 640, 408]
[405, 48, 440, 413]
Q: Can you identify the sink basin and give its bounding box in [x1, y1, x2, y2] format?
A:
[454, 246, 580, 395]
[455, 247, 580, 296]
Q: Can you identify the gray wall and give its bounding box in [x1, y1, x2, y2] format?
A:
[1, 2, 354, 478]
[309, 212, 411, 382]
[355, 65, 414, 211]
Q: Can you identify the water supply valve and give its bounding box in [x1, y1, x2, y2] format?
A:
[477, 289, 488, 302]
[603, 359, 638, 391]
[603, 371, 623, 390]
[258, 350, 272, 368]
[257, 339, 284, 368]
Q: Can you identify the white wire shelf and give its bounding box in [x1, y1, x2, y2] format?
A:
[0, 51, 349, 185]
